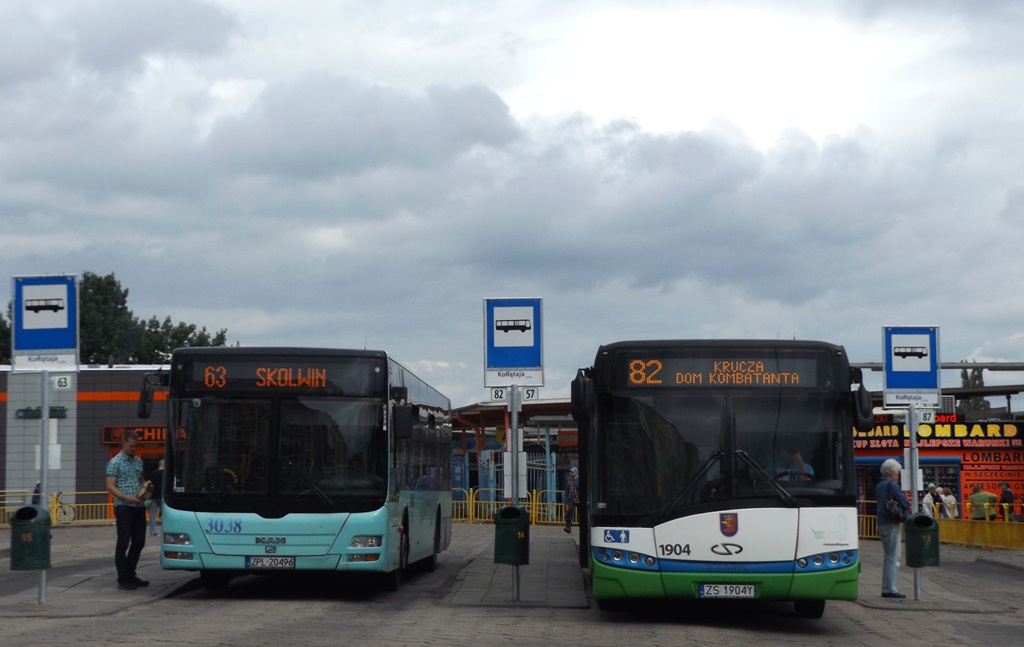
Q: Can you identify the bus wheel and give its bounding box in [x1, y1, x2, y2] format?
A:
[381, 528, 409, 592]
[595, 597, 625, 612]
[794, 599, 825, 619]
[199, 570, 230, 590]
[399, 522, 409, 573]
[422, 515, 440, 573]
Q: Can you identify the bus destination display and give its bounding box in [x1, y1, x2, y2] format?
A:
[179, 360, 347, 395]
[176, 355, 388, 397]
[623, 355, 819, 388]
[200, 364, 328, 389]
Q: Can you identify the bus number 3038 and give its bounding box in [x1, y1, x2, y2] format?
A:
[659, 543, 691, 556]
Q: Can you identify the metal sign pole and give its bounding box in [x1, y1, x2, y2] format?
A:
[908, 403, 922, 601]
[39, 370, 50, 605]
[509, 384, 520, 601]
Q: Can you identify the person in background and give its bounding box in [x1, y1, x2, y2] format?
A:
[921, 484, 941, 517]
[148, 459, 165, 537]
[969, 483, 999, 521]
[563, 467, 580, 534]
[876, 459, 911, 599]
[31, 481, 41, 506]
[106, 430, 149, 590]
[997, 481, 1015, 520]
[939, 487, 956, 519]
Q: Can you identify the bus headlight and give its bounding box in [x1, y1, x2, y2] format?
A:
[164, 533, 192, 546]
[351, 536, 382, 548]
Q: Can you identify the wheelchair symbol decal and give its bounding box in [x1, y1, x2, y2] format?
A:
[604, 529, 630, 544]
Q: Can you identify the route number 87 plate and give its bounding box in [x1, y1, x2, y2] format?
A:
[699, 583, 756, 598]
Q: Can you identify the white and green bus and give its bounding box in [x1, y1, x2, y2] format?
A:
[571, 340, 875, 618]
[139, 347, 451, 591]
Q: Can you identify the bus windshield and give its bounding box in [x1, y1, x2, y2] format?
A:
[169, 395, 386, 512]
[595, 390, 849, 521]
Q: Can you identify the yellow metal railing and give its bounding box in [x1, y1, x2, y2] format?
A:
[0, 490, 131, 528]
[450, 488, 575, 526]
[858, 500, 1024, 550]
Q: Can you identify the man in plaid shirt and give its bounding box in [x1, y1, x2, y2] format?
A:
[106, 430, 149, 590]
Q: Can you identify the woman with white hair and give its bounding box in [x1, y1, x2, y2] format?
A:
[875, 458, 911, 599]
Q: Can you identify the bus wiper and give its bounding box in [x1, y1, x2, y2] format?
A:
[644, 451, 723, 524]
[734, 450, 798, 508]
[210, 482, 233, 504]
[286, 461, 334, 505]
[303, 477, 333, 505]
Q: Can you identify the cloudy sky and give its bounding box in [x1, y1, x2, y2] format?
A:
[4, 1, 1024, 408]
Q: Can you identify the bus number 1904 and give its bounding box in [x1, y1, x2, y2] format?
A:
[659, 543, 691, 556]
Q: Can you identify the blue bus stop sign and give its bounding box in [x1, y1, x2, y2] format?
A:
[484, 297, 543, 387]
[12, 275, 79, 371]
[882, 326, 939, 407]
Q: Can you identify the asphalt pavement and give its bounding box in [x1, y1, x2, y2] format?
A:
[2, 522, 1022, 618]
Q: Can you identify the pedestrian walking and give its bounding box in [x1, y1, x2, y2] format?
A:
[563, 467, 580, 533]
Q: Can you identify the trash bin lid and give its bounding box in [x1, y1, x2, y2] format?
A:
[13, 504, 51, 523]
[906, 513, 937, 527]
[499, 506, 523, 519]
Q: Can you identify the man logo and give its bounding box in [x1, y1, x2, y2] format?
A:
[719, 513, 738, 537]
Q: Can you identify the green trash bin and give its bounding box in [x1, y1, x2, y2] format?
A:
[10, 504, 52, 570]
[904, 513, 939, 567]
[494, 505, 530, 565]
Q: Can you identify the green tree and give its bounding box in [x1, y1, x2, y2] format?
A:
[0, 302, 10, 364]
[136, 315, 228, 363]
[80, 271, 140, 364]
[957, 361, 991, 414]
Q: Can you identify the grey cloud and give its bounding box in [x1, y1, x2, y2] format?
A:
[64, 0, 236, 74]
[207, 76, 522, 177]
[999, 186, 1024, 224]
[0, 4, 71, 87]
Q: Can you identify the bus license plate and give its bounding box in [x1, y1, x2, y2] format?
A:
[699, 584, 755, 599]
[245, 556, 295, 569]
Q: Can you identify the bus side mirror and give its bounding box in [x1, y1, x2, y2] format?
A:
[138, 381, 154, 419]
[393, 404, 413, 440]
[137, 372, 167, 419]
[853, 383, 875, 432]
[571, 370, 593, 425]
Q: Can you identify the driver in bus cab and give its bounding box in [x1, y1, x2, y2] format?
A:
[772, 443, 814, 481]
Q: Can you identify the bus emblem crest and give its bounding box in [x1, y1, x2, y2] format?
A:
[719, 513, 738, 537]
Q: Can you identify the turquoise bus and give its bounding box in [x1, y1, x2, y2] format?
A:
[570, 340, 875, 618]
[139, 347, 451, 590]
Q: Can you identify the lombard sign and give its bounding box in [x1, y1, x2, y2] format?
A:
[882, 325, 940, 408]
[12, 275, 80, 371]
